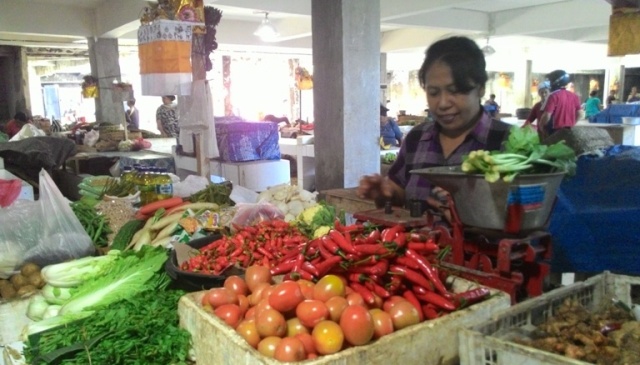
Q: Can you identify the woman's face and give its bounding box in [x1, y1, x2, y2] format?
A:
[423, 60, 484, 133]
[632, 87, 638, 95]
[162, 96, 172, 104]
[539, 88, 550, 100]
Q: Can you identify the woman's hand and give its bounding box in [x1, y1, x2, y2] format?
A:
[356, 174, 404, 208]
[426, 186, 452, 222]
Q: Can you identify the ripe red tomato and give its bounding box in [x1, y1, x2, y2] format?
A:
[382, 296, 408, 312]
[255, 308, 287, 338]
[214, 304, 242, 329]
[207, 288, 239, 309]
[237, 294, 249, 315]
[269, 281, 304, 312]
[224, 275, 248, 296]
[244, 306, 256, 320]
[313, 275, 346, 302]
[387, 300, 421, 330]
[312, 320, 344, 355]
[274, 336, 306, 362]
[295, 333, 316, 356]
[339, 305, 374, 346]
[298, 279, 315, 300]
[235, 319, 260, 348]
[325, 296, 349, 322]
[296, 299, 330, 328]
[245, 265, 272, 293]
[249, 282, 270, 306]
[286, 317, 309, 337]
[346, 292, 365, 307]
[369, 308, 394, 339]
[257, 336, 282, 358]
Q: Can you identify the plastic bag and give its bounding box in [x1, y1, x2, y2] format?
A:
[172, 175, 210, 198]
[229, 201, 284, 231]
[0, 169, 94, 278]
[9, 124, 46, 141]
[0, 179, 22, 208]
[83, 130, 99, 147]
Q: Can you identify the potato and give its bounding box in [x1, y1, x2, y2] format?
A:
[17, 285, 37, 298]
[0, 285, 17, 300]
[10, 274, 28, 288]
[27, 272, 45, 288]
[20, 263, 41, 277]
[0, 279, 11, 289]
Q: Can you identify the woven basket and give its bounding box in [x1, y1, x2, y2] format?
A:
[99, 130, 142, 142]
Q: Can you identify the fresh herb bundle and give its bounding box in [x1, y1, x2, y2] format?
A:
[462, 126, 577, 182]
[24, 289, 192, 365]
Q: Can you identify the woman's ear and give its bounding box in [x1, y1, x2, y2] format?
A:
[478, 85, 486, 99]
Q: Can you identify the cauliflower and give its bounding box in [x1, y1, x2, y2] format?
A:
[313, 226, 331, 238]
[296, 203, 339, 238]
[298, 204, 324, 225]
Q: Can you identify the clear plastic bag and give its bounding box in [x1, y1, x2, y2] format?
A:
[229, 201, 284, 232]
[0, 169, 94, 278]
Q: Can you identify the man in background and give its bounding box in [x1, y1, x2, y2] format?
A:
[483, 94, 500, 118]
[539, 70, 581, 139]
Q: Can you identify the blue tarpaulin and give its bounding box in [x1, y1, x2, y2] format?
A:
[549, 145, 640, 274]
[214, 117, 281, 162]
[591, 104, 640, 124]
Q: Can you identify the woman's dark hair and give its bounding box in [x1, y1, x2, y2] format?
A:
[14, 112, 28, 122]
[590, 90, 598, 97]
[164, 95, 176, 102]
[418, 36, 487, 94]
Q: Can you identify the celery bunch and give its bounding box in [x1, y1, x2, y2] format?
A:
[462, 126, 577, 183]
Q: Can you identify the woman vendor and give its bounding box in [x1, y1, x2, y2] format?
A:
[357, 36, 511, 212]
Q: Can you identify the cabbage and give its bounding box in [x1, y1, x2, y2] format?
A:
[41, 250, 121, 288]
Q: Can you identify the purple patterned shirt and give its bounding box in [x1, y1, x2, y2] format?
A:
[388, 111, 510, 201]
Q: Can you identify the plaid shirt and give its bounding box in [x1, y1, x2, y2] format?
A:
[388, 111, 510, 201]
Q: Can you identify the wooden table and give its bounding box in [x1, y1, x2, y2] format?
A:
[319, 188, 376, 215]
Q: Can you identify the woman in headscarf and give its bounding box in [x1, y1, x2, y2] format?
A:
[522, 81, 550, 129]
[156, 95, 179, 137]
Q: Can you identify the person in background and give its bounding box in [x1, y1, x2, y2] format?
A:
[584, 90, 603, 119]
[125, 99, 139, 130]
[522, 81, 550, 129]
[4, 112, 30, 138]
[357, 36, 511, 212]
[627, 86, 640, 103]
[379, 104, 403, 148]
[483, 94, 500, 117]
[539, 69, 581, 139]
[156, 95, 179, 137]
[606, 89, 617, 107]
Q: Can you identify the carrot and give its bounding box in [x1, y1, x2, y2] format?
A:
[138, 197, 183, 216]
[135, 212, 150, 221]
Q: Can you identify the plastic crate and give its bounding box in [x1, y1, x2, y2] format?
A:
[178, 276, 511, 365]
[459, 272, 640, 365]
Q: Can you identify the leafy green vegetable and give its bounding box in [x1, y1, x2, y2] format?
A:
[24, 289, 191, 365]
[295, 202, 343, 238]
[462, 126, 577, 182]
[41, 250, 121, 288]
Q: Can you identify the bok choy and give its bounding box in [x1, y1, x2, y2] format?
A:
[41, 250, 121, 288]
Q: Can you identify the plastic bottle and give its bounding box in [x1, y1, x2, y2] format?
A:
[138, 167, 157, 205]
[120, 166, 134, 184]
[155, 168, 174, 201]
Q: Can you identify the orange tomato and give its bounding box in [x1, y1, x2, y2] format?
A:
[236, 319, 260, 348]
[369, 308, 394, 339]
[237, 294, 249, 315]
[224, 275, 248, 296]
[269, 281, 304, 312]
[255, 308, 287, 338]
[244, 306, 256, 320]
[325, 296, 349, 322]
[346, 292, 365, 307]
[257, 336, 282, 358]
[295, 332, 316, 356]
[254, 298, 274, 318]
[214, 304, 242, 329]
[382, 296, 408, 312]
[286, 317, 309, 337]
[387, 300, 421, 330]
[249, 282, 270, 306]
[298, 279, 315, 300]
[312, 320, 344, 355]
[296, 299, 330, 328]
[274, 336, 306, 362]
[313, 275, 346, 302]
[339, 305, 374, 346]
[206, 288, 238, 309]
[245, 265, 272, 293]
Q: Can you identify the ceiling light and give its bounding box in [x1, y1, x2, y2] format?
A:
[482, 38, 496, 56]
[254, 12, 279, 42]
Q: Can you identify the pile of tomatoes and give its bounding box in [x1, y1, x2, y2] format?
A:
[202, 265, 428, 362]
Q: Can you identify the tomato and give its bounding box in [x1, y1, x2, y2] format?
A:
[245, 265, 272, 293]
[237, 294, 249, 315]
[382, 296, 408, 312]
[298, 279, 315, 300]
[296, 299, 330, 328]
[313, 275, 346, 302]
[273, 336, 306, 362]
[369, 293, 383, 309]
[387, 300, 421, 330]
[236, 319, 260, 348]
[269, 281, 304, 312]
[255, 308, 287, 338]
[339, 305, 374, 346]
[254, 299, 274, 319]
[257, 336, 282, 358]
[312, 320, 344, 355]
[325, 296, 349, 322]
[295, 333, 316, 356]
[369, 308, 394, 339]
[244, 306, 256, 320]
[346, 292, 365, 307]
[224, 275, 248, 296]
[286, 317, 309, 337]
[249, 282, 270, 306]
[214, 304, 242, 329]
[206, 288, 238, 309]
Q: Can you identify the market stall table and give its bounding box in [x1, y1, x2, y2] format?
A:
[65, 150, 175, 175]
[278, 135, 315, 190]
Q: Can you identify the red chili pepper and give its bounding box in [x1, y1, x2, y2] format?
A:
[389, 264, 433, 290]
[394, 256, 420, 270]
[257, 247, 273, 260]
[292, 268, 314, 281]
[270, 258, 298, 276]
[381, 225, 403, 242]
[351, 260, 389, 276]
[261, 255, 270, 267]
[340, 223, 364, 234]
[409, 232, 428, 242]
[302, 261, 320, 277]
[394, 232, 407, 248]
[334, 218, 343, 231]
[315, 255, 343, 276]
[348, 273, 368, 283]
[414, 291, 456, 311]
[412, 284, 434, 295]
[405, 249, 448, 295]
[402, 290, 424, 322]
[317, 240, 334, 260]
[354, 244, 388, 256]
[365, 229, 381, 244]
[291, 253, 304, 274]
[387, 275, 402, 292]
[322, 237, 346, 258]
[329, 230, 358, 255]
[422, 304, 439, 320]
[452, 288, 491, 308]
[367, 281, 391, 298]
[350, 282, 376, 305]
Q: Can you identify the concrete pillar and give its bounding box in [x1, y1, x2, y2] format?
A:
[88, 38, 124, 125]
[0, 46, 30, 119]
[380, 52, 388, 104]
[524, 60, 533, 108]
[311, 0, 381, 190]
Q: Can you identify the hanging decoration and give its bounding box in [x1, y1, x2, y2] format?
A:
[81, 75, 98, 99]
[295, 67, 313, 90]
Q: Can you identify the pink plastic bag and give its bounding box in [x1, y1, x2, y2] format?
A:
[0, 179, 22, 208]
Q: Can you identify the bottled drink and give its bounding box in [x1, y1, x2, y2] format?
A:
[155, 168, 174, 201]
[120, 166, 134, 184]
[138, 167, 157, 205]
